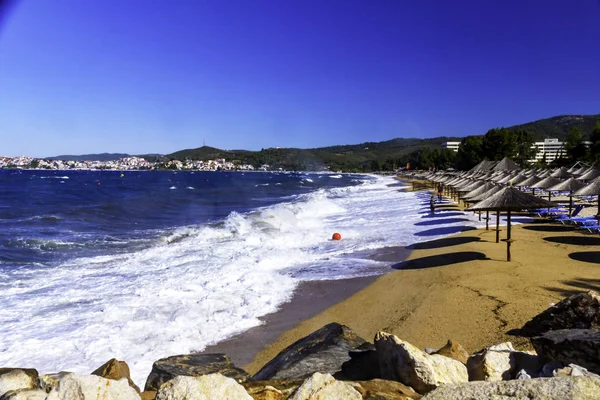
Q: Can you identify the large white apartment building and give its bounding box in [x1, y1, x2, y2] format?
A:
[529, 138, 564, 163]
[442, 141, 461, 152]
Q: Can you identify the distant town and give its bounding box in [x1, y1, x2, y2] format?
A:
[0, 156, 265, 172]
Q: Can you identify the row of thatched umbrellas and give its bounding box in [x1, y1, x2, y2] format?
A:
[401, 163, 600, 262]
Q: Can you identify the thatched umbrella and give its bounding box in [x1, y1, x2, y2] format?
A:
[573, 166, 591, 176]
[516, 175, 542, 195]
[468, 185, 504, 236]
[531, 176, 563, 205]
[537, 170, 551, 178]
[577, 169, 600, 182]
[467, 187, 556, 261]
[573, 180, 600, 218]
[548, 178, 586, 217]
[550, 167, 571, 179]
[507, 174, 529, 187]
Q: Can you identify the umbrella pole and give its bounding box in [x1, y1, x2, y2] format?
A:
[485, 211, 489, 230]
[496, 212, 500, 243]
[548, 192, 552, 215]
[478, 211, 481, 221]
[569, 191, 573, 217]
[506, 211, 512, 262]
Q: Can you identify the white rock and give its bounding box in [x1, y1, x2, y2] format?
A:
[516, 369, 532, 380]
[291, 372, 361, 400]
[554, 364, 600, 378]
[467, 342, 543, 381]
[36, 372, 74, 393]
[374, 332, 468, 393]
[0, 370, 37, 397]
[45, 374, 140, 400]
[1, 388, 47, 400]
[155, 374, 251, 400]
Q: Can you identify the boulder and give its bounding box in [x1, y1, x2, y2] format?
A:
[139, 391, 156, 400]
[36, 372, 73, 393]
[352, 379, 421, 399]
[0, 370, 38, 397]
[432, 340, 469, 365]
[155, 374, 251, 400]
[252, 323, 367, 381]
[421, 376, 600, 399]
[92, 358, 140, 393]
[532, 329, 600, 374]
[336, 343, 381, 381]
[144, 353, 248, 392]
[45, 374, 141, 400]
[242, 380, 302, 400]
[466, 342, 543, 381]
[555, 364, 600, 378]
[0, 389, 47, 400]
[290, 372, 361, 400]
[374, 332, 468, 394]
[521, 291, 600, 337]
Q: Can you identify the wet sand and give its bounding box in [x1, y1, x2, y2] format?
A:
[243, 219, 600, 374]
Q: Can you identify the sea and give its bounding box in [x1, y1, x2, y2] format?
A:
[0, 169, 496, 385]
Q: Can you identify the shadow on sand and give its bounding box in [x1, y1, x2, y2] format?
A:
[414, 218, 472, 227]
[544, 236, 600, 246]
[568, 252, 600, 264]
[543, 278, 600, 297]
[392, 251, 489, 270]
[421, 212, 466, 219]
[407, 236, 481, 250]
[522, 225, 576, 233]
[415, 226, 477, 237]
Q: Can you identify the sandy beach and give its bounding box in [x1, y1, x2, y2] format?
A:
[238, 212, 600, 374]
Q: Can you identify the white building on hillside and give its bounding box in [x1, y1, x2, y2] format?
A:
[442, 141, 461, 152]
[529, 138, 564, 164]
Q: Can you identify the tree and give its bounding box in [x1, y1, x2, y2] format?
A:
[589, 121, 600, 165]
[564, 126, 587, 163]
[513, 129, 536, 167]
[481, 128, 518, 161]
[29, 159, 40, 169]
[455, 136, 484, 171]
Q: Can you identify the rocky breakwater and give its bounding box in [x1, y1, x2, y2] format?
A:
[3, 291, 600, 399]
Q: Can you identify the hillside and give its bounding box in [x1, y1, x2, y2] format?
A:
[47, 153, 132, 161]
[164, 137, 462, 171]
[507, 114, 600, 141]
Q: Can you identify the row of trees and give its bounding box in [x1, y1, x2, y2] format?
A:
[394, 121, 600, 171]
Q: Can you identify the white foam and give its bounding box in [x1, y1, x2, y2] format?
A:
[0, 175, 497, 386]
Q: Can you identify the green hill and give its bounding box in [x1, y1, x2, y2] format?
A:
[507, 114, 600, 141]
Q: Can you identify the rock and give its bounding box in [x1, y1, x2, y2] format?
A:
[139, 391, 156, 400]
[352, 379, 421, 399]
[541, 360, 565, 377]
[336, 343, 381, 381]
[45, 374, 141, 400]
[155, 374, 251, 400]
[144, 353, 249, 392]
[555, 364, 600, 378]
[432, 340, 469, 365]
[521, 291, 600, 337]
[36, 372, 73, 393]
[242, 380, 302, 400]
[516, 369, 532, 379]
[0, 389, 47, 400]
[374, 332, 468, 394]
[252, 323, 367, 381]
[532, 329, 600, 374]
[421, 376, 600, 399]
[0, 370, 38, 397]
[290, 372, 361, 400]
[92, 358, 140, 393]
[466, 342, 543, 381]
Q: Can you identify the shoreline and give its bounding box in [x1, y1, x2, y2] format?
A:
[240, 220, 600, 375]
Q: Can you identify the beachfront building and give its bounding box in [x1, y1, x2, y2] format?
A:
[442, 141, 461, 152]
[528, 138, 564, 164]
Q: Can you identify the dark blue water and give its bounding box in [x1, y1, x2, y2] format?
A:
[0, 169, 363, 267]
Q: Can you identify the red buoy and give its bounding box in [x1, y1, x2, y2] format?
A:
[332, 232, 341, 241]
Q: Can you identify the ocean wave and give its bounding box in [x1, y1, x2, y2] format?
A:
[40, 176, 70, 179]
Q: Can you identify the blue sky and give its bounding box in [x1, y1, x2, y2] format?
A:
[1, 0, 599, 157]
